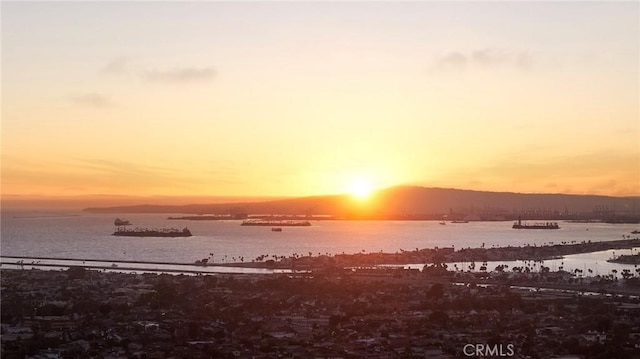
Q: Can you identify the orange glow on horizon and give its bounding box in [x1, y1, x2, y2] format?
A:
[349, 178, 374, 199]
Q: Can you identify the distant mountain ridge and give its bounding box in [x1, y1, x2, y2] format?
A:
[84, 186, 640, 221]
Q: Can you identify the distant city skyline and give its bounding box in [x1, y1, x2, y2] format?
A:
[2, 1, 638, 199]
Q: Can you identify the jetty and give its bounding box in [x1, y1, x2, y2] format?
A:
[270, 238, 640, 269]
[452, 238, 639, 262]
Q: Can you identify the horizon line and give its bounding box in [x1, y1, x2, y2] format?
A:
[2, 185, 640, 202]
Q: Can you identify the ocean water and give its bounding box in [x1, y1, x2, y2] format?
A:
[1, 210, 639, 275]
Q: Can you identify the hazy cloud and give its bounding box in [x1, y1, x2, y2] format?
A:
[99, 59, 217, 85]
[455, 151, 639, 195]
[101, 57, 129, 75]
[71, 159, 199, 192]
[78, 159, 177, 177]
[435, 52, 468, 71]
[142, 67, 216, 83]
[432, 48, 534, 72]
[72, 93, 114, 108]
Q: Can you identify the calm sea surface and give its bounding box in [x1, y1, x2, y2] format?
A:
[2, 210, 639, 275]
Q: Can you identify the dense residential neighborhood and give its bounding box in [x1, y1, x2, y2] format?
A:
[2, 263, 640, 359]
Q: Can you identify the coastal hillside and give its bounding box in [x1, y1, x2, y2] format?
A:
[84, 186, 639, 221]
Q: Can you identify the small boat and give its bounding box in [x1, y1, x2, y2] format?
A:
[271, 227, 283, 232]
[114, 218, 131, 226]
[194, 258, 209, 266]
[439, 221, 446, 225]
[451, 220, 469, 223]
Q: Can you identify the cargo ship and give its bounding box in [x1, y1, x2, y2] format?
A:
[113, 227, 192, 237]
[512, 218, 559, 230]
[241, 220, 311, 227]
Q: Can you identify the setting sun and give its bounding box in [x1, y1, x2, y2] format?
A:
[349, 179, 373, 198]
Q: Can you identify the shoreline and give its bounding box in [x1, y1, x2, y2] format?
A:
[3, 237, 640, 271]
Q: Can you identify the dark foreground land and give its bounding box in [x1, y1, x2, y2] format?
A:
[2, 268, 640, 359]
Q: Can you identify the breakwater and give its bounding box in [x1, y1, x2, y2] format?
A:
[452, 238, 640, 262]
[283, 238, 640, 268]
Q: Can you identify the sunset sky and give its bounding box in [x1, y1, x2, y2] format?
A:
[2, 1, 639, 200]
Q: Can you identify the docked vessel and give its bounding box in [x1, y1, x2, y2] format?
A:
[113, 227, 192, 237]
[512, 218, 559, 230]
[114, 218, 131, 226]
[271, 227, 283, 232]
[241, 220, 311, 227]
